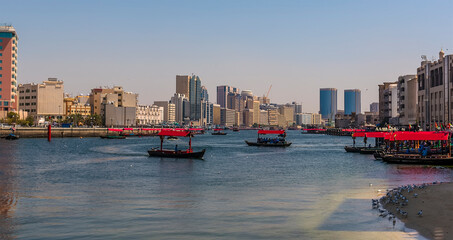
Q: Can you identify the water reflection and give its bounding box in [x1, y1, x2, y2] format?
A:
[158, 159, 197, 209]
[0, 140, 18, 240]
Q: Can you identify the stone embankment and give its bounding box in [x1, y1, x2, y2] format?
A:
[0, 127, 134, 138]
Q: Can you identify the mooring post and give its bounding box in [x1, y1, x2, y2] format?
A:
[48, 124, 51, 142]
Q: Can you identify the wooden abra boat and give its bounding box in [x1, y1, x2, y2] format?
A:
[3, 133, 19, 140]
[381, 154, 453, 165]
[344, 146, 361, 153]
[212, 128, 227, 135]
[100, 135, 126, 139]
[101, 128, 126, 139]
[148, 130, 205, 159]
[246, 130, 292, 147]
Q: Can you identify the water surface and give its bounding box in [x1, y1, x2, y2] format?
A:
[0, 131, 451, 239]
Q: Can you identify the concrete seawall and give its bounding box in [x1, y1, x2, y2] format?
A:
[0, 127, 150, 138]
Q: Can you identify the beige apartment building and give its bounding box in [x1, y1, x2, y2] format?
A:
[90, 86, 137, 116]
[154, 101, 175, 123]
[417, 50, 453, 130]
[397, 75, 417, 126]
[64, 95, 90, 116]
[212, 104, 221, 125]
[18, 78, 64, 121]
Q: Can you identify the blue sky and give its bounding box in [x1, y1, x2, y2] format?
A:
[2, 0, 452, 112]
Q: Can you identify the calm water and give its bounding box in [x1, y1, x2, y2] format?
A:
[0, 131, 451, 239]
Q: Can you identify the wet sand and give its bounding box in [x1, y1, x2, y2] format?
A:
[383, 182, 453, 240]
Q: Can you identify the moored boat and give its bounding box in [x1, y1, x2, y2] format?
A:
[344, 146, 362, 153]
[3, 133, 19, 140]
[100, 135, 126, 139]
[100, 128, 126, 139]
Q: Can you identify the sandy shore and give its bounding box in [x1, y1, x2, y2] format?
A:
[380, 182, 453, 240]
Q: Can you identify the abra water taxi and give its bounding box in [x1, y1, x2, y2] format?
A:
[245, 130, 292, 147]
[148, 130, 206, 159]
[212, 128, 227, 135]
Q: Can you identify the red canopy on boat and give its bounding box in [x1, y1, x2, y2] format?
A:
[189, 128, 204, 131]
[123, 128, 134, 131]
[141, 128, 161, 131]
[258, 130, 285, 135]
[214, 128, 223, 131]
[365, 132, 386, 138]
[393, 131, 449, 141]
[342, 129, 364, 132]
[352, 132, 366, 137]
[158, 130, 191, 137]
[108, 128, 123, 132]
[303, 129, 326, 131]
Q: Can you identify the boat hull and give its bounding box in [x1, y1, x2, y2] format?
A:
[212, 132, 227, 135]
[344, 146, 361, 153]
[382, 154, 453, 165]
[359, 148, 383, 154]
[3, 135, 19, 140]
[148, 149, 206, 159]
[245, 140, 292, 147]
[100, 135, 126, 139]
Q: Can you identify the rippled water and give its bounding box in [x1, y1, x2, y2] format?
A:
[0, 131, 451, 239]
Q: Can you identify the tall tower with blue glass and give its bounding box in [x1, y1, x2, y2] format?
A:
[319, 88, 337, 121]
[189, 75, 202, 121]
[344, 89, 361, 115]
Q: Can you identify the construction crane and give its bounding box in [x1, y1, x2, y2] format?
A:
[265, 85, 272, 98]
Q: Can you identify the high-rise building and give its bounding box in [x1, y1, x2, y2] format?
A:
[189, 75, 202, 121]
[176, 75, 190, 99]
[344, 89, 361, 115]
[170, 93, 189, 124]
[217, 85, 239, 108]
[319, 88, 337, 121]
[0, 25, 18, 113]
[201, 86, 209, 102]
[370, 102, 379, 113]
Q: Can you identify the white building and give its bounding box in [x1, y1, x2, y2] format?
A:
[136, 105, 164, 126]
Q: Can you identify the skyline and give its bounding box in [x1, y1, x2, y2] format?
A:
[1, 0, 452, 112]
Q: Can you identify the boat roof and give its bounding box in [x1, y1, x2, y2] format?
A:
[258, 130, 285, 135]
[158, 130, 190, 137]
[108, 128, 123, 132]
[353, 131, 450, 141]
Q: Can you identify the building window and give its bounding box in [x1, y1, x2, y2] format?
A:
[0, 60, 2, 63]
[0, 46, 2, 50]
[4, 101, 8, 106]
[0, 39, 2, 42]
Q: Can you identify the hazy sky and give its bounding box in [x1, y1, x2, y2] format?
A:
[2, 0, 452, 112]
